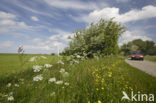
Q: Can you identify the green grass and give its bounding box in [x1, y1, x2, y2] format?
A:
[0, 54, 155, 103]
[145, 55, 156, 62]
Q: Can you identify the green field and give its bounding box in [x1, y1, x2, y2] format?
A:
[0, 54, 156, 103]
[145, 55, 156, 62]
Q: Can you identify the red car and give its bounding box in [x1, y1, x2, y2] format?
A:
[131, 51, 144, 60]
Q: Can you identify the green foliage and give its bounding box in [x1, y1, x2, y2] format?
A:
[63, 19, 126, 57]
[121, 39, 156, 56]
[0, 54, 156, 103]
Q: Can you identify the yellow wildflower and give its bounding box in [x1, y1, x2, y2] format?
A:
[98, 100, 101, 103]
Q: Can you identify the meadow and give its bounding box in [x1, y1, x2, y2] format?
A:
[0, 54, 156, 103]
[145, 55, 156, 62]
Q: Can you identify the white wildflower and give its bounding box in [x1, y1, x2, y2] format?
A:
[7, 96, 14, 101]
[76, 55, 81, 58]
[64, 82, 69, 86]
[7, 83, 11, 87]
[33, 65, 43, 72]
[55, 80, 63, 85]
[49, 77, 56, 83]
[14, 84, 19, 87]
[29, 56, 37, 62]
[44, 64, 52, 68]
[59, 68, 65, 73]
[41, 56, 47, 59]
[50, 92, 55, 96]
[9, 92, 13, 96]
[57, 60, 64, 65]
[33, 74, 43, 82]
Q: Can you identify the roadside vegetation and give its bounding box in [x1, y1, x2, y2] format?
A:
[0, 54, 156, 103]
[145, 55, 156, 62]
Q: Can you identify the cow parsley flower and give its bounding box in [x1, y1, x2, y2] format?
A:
[29, 56, 37, 62]
[7, 96, 14, 101]
[33, 65, 43, 72]
[64, 82, 69, 86]
[49, 77, 56, 82]
[7, 83, 11, 87]
[55, 80, 63, 85]
[14, 84, 19, 87]
[59, 68, 65, 73]
[50, 92, 55, 96]
[57, 60, 64, 65]
[33, 74, 43, 81]
[41, 56, 47, 59]
[44, 64, 52, 68]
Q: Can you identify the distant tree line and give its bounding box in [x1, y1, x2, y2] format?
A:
[120, 39, 156, 56]
[62, 19, 126, 58]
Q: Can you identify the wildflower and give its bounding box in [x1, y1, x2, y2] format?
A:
[7, 96, 14, 101]
[57, 60, 64, 65]
[55, 80, 63, 85]
[14, 84, 19, 87]
[98, 100, 101, 103]
[88, 101, 90, 103]
[76, 55, 81, 58]
[49, 77, 56, 83]
[7, 83, 11, 87]
[96, 88, 99, 91]
[44, 64, 52, 68]
[108, 72, 112, 77]
[101, 87, 104, 90]
[33, 74, 43, 81]
[64, 82, 69, 86]
[29, 56, 37, 62]
[41, 56, 47, 59]
[33, 65, 43, 72]
[59, 68, 65, 73]
[50, 92, 55, 96]
[18, 45, 24, 54]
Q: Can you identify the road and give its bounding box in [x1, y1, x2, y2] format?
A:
[125, 59, 156, 77]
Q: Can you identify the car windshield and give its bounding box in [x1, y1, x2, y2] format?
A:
[132, 51, 140, 54]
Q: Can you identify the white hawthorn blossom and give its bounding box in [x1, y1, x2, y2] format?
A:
[33, 74, 43, 81]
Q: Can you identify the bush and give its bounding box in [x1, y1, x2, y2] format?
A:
[63, 19, 126, 57]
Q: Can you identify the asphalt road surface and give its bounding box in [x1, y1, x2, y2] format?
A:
[125, 59, 156, 77]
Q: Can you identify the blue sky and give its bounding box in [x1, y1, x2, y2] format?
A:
[0, 0, 156, 54]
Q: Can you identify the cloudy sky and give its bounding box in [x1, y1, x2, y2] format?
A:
[0, 0, 156, 54]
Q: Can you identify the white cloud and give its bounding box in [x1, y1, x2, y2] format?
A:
[44, 0, 108, 10]
[0, 41, 13, 48]
[0, 11, 32, 34]
[0, 11, 16, 19]
[31, 16, 39, 21]
[49, 28, 73, 42]
[71, 5, 156, 23]
[119, 30, 152, 46]
[116, 0, 129, 3]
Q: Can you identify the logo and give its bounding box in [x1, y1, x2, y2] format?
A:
[121, 91, 154, 102]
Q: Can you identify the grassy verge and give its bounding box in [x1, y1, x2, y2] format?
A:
[145, 55, 156, 62]
[0, 54, 155, 103]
